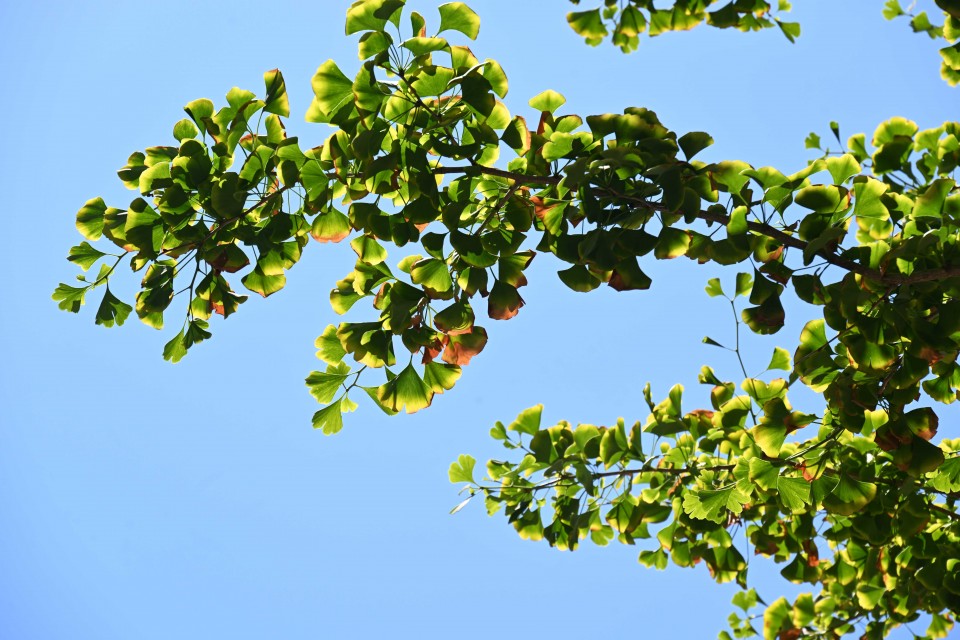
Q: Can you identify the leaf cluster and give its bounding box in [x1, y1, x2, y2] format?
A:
[57, 1, 960, 637]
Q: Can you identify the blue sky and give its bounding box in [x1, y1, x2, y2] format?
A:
[0, 1, 955, 638]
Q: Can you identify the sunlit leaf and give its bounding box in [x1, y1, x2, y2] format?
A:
[438, 2, 481, 39]
[448, 453, 476, 483]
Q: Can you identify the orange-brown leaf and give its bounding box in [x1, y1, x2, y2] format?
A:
[441, 327, 488, 365]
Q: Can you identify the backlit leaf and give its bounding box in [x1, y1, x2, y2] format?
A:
[438, 2, 481, 39]
[528, 90, 566, 114]
[377, 363, 433, 414]
[682, 482, 751, 524]
[312, 398, 344, 435]
[448, 453, 476, 483]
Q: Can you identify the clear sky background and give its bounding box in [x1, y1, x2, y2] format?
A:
[0, 1, 955, 638]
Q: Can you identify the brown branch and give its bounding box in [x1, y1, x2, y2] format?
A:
[592, 464, 735, 479]
[694, 207, 874, 280]
[477, 462, 736, 495]
[433, 165, 560, 185]
[930, 503, 960, 523]
[429, 165, 960, 287]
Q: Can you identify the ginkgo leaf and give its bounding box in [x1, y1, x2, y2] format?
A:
[777, 476, 812, 513]
[682, 482, 752, 524]
[767, 346, 791, 371]
[305, 362, 352, 404]
[508, 405, 543, 436]
[95, 287, 132, 327]
[315, 325, 347, 365]
[438, 2, 481, 39]
[448, 454, 476, 483]
[822, 475, 877, 515]
[377, 364, 434, 414]
[312, 399, 345, 435]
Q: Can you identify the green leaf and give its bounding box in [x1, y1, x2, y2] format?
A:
[315, 325, 347, 365]
[638, 549, 668, 570]
[748, 458, 779, 491]
[682, 482, 751, 524]
[941, 42, 960, 70]
[448, 453, 477, 483]
[95, 287, 132, 327]
[312, 398, 345, 435]
[853, 177, 889, 220]
[438, 2, 481, 39]
[742, 297, 785, 335]
[306, 362, 352, 404]
[929, 457, 960, 493]
[794, 185, 848, 213]
[735, 272, 753, 297]
[608, 258, 651, 291]
[172, 118, 199, 141]
[350, 235, 388, 264]
[482, 59, 508, 98]
[160, 319, 212, 363]
[825, 153, 860, 185]
[557, 265, 601, 292]
[402, 36, 449, 56]
[856, 580, 886, 610]
[410, 258, 453, 296]
[822, 475, 877, 515]
[775, 19, 800, 43]
[359, 31, 394, 58]
[804, 132, 821, 149]
[767, 346, 790, 371]
[52, 283, 87, 312]
[844, 333, 897, 374]
[242, 265, 286, 297]
[410, 65, 455, 97]
[752, 421, 786, 457]
[913, 178, 954, 218]
[566, 9, 608, 43]
[508, 404, 543, 436]
[76, 197, 106, 241]
[777, 477, 812, 513]
[361, 385, 399, 416]
[345, 0, 404, 35]
[377, 363, 433, 414]
[263, 68, 290, 117]
[67, 242, 107, 271]
[306, 60, 355, 123]
[183, 98, 214, 134]
[726, 205, 748, 236]
[763, 597, 792, 640]
[882, 0, 904, 20]
[705, 277, 724, 298]
[528, 90, 566, 114]
[423, 362, 461, 393]
[162, 329, 188, 363]
[311, 209, 352, 243]
[732, 588, 759, 612]
[678, 132, 713, 160]
[434, 301, 475, 335]
[654, 228, 690, 259]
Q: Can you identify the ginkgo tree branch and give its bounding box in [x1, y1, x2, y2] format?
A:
[432, 164, 960, 286]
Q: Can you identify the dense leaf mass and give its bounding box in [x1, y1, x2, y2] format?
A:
[57, 1, 960, 638]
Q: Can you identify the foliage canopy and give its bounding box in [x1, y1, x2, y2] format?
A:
[57, 1, 960, 638]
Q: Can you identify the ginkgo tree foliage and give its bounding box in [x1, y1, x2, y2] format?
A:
[56, 0, 960, 638]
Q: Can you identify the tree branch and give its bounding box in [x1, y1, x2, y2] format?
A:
[430, 165, 960, 287]
[930, 503, 960, 523]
